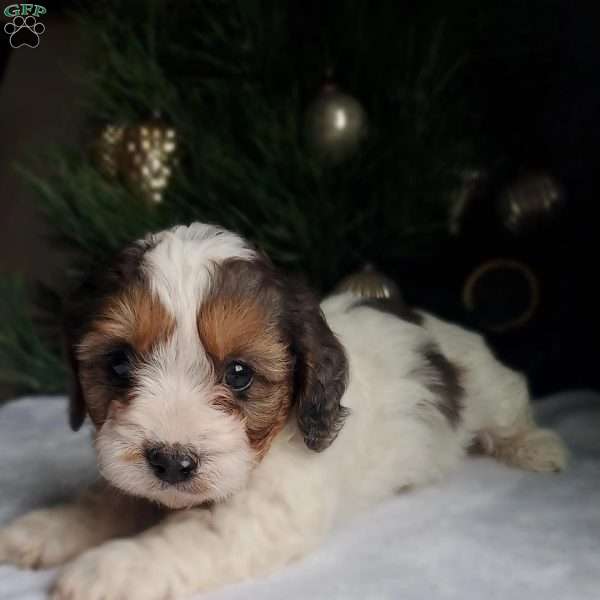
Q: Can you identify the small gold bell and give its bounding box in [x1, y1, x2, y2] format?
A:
[335, 264, 400, 300]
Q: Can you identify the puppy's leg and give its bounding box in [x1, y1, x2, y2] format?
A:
[472, 365, 568, 473]
[51, 487, 326, 600]
[0, 483, 160, 569]
[422, 314, 568, 473]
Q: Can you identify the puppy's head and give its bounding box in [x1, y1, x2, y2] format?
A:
[65, 223, 347, 509]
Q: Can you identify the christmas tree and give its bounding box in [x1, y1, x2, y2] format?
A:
[0, 0, 497, 395]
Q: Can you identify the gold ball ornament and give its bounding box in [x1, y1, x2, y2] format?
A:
[335, 264, 400, 300]
[305, 83, 368, 164]
[121, 120, 179, 204]
[498, 172, 564, 234]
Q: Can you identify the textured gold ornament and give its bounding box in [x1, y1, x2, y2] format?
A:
[94, 118, 178, 204]
[121, 120, 178, 204]
[335, 264, 400, 300]
[305, 83, 368, 163]
[498, 172, 564, 234]
[94, 124, 126, 179]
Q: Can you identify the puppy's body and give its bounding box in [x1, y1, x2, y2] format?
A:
[0, 224, 567, 600]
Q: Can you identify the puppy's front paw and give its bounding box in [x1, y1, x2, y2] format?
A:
[51, 540, 186, 600]
[0, 507, 94, 569]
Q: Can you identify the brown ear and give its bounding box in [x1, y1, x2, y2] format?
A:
[65, 340, 86, 431]
[61, 240, 150, 431]
[63, 283, 92, 431]
[285, 278, 349, 452]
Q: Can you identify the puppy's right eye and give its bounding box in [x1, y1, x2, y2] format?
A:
[106, 347, 133, 385]
[224, 360, 254, 393]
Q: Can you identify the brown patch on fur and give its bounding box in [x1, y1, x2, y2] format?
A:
[81, 286, 175, 357]
[244, 380, 292, 459]
[416, 344, 464, 427]
[198, 259, 295, 458]
[76, 283, 174, 428]
[352, 297, 423, 325]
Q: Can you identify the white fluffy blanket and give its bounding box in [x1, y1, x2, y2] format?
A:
[1, 393, 599, 600]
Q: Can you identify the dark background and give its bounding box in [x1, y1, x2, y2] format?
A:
[0, 1, 598, 399]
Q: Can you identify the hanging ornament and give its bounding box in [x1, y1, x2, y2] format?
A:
[462, 258, 540, 333]
[497, 172, 564, 235]
[305, 82, 368, 164]
[94, 124, 126, 179]
[120, 119, 179, 204]
[93, 117, 179, 204]
[335, 264, 400, 300]
[448, 168, 486, 236]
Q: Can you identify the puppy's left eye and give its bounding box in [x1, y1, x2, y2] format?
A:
[224, 361, 254, 392]
[106, 346, 133, 385]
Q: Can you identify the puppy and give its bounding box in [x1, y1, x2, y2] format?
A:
[0, 223, 567, 599]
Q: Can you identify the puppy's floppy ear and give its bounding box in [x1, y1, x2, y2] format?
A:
[63, 282, 91, 432]
[64, 338, 86, 431]
[62, 241, 150, 431]
[63, 276, 95, 432]
[285, 278, 349, 452]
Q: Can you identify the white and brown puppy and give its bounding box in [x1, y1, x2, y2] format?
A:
[0, 223, 567, 599]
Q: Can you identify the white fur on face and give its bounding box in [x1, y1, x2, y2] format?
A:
[95, 341, 254, 509]
[144, 223, 255, 328]
[93, 224, 258, 509]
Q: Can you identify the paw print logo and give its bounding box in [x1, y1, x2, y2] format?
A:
[4, 15, 45, 48]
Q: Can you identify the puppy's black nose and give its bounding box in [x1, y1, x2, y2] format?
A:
[145, 447, 198, 484]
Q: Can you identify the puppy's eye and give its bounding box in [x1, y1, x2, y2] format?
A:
[224, 361, 254, 392]
[106, 347, 133, 385]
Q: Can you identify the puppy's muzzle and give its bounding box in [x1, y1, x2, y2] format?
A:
[145, 446, 198, 484]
